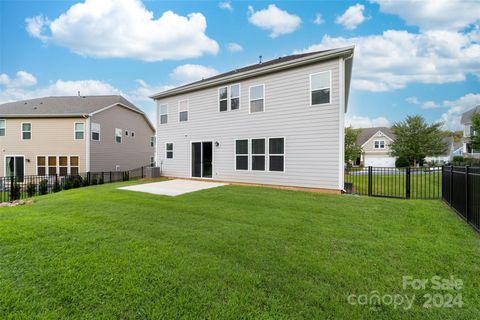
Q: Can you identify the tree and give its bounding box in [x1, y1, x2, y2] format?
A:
[345, 126, 362, 167]
[389, 115, 445, 166]
[470, 113, 480, 151]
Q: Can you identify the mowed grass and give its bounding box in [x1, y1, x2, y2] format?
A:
[0, 181, 479, 319]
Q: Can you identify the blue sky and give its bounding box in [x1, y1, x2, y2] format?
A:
[1, 0, 479, 130]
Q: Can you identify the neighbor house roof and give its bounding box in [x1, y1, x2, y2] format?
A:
[150, 46, 354, 111]
[461, 105, 480, 124]
[356, 127, 394, 146]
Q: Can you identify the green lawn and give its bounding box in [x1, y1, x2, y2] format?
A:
[0, 181, 479, 319]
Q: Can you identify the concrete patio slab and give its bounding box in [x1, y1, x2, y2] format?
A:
[118, 179, 227, 196]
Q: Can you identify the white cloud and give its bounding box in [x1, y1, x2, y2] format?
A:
[0, 71, 37, 88]
[336, 4, 366, 30]
[169, 64, 219, 83]
[371, 0, 480, 31]
[218, 1, 233, 12]
[227, 42, 243, 52]
[345, 115, 391, 128]
[439, 93, 480, 130]
[313, 13, 324, 25]
[25, 0, 219, 62]
[295, 29, 480, 92]
[248, 4, 301, 38]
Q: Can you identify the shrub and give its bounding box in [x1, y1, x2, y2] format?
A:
[395, 156, 410, 168]
[10, 181, 21, 201]
[39, 179, 48, 195]
[26, 182, 37, 197]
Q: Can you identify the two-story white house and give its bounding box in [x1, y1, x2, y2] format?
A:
[461, 105, 480, 158]
[150, 47, 354, 193]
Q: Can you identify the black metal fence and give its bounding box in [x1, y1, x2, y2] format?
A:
[345, 166, 442, 199]
[442, 166, 480, 232]
[0, 165, 154, 203]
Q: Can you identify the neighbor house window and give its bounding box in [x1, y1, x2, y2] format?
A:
[231, 84, 240, 110]
[269, 138, 285, 172]
[91, 123, 100, 141]
[159, 104, 168, 124]
[310, 71, 331, 105]
[22, 123, 32, 140]
[219, 87, 228, 112]
[37, 156, 46, 175]
[74, 123, 84, 140]
[150, 136, 155, 147]
[0, 119, 5, 136]
[374, 140, 385, 149]
[166, 143, 173, 159]
[251, 138, 266, 171]
[249, 84, 264, 113]
[179, 100, 188, 122]
[70, 156, 79, 175]
[235, 139, 248, 170]
[48, 156, 57, 175]
[59, 156, 68, 176]
[115, 128, 122, 144]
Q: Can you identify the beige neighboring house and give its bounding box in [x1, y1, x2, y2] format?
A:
[0, 95, 155, 177]
[356, 127, 396, 167]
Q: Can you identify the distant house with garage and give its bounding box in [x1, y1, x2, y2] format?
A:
[356, 127, 396, 167]
[0, 95, 155, 177]
[150, 46, 354, 193]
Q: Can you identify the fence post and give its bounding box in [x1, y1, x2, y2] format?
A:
[406, 167, 411, 199]
[465, 166, 470, 222]
[367, 166, 372, 197]
[449, 165, 453, 206]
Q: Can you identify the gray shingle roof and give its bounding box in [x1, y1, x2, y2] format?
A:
[356, 127, 394, 146]
[0, 95, 143, 117]
[461, 105, 480, 124]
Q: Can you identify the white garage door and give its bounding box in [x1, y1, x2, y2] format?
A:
[364, 156, 396, 167]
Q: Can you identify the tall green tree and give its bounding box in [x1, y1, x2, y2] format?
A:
[345, 126, 362, 167]
[389, 115, 445, 166]
[470, 113, 480, 151]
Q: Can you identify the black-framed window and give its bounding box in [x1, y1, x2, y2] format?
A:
[269, 138, 284, 172]
[235, 139, 248, 170]
[251, 138, 265, 171]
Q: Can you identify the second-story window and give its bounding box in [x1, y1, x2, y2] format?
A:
[249, 84, 265, 113]
[179, 100, 188, 122]
[115, 128, 122, 144]
[219, 87, 228, 112]
[0, 119, 5, 136]
[310, 71, 331, 106]
[91, 123, 100, 141]
[159, 104, 168, 124]
[22, 123, 32, 140]
[74, 123, 84, 140]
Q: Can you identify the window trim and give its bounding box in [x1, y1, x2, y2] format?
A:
[165, 142, 174, 159]
[249, 84, 265, 114]
[374, 140, 385, 149]
[21, 122, 32, 141]
[115, 128, 122, 144]
[218, 86, 228, 112]
[268, 137, 286, 173]
[0, 119, 6, 137]
[230, 83, 241, 111]
[251, 137, 266, 171]
[91, 122, 101, 141]
[178, 99, 189, 122]
[159, 103, 168, 125]
[234, 138, 250, 171]
[74, 122, 85, 140]
[309, 71, 332, 107]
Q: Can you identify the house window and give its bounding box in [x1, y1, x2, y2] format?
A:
[74, 123, 84, 140]
[22, 123, 32, 140]
[269, 138, 285, 172]
[48, 156, 57, 175]
[235, 139, 248, 170]
[91, 123, 100, 141]
[310, 71, 331, 105]
[249, 84, 264, 113]
[115, 128, 122, 144]
[150, 136, 155, 147]
[59, 156, 68, 176]
[70, 156, 79, 175]
[179, 100, 188, 122]
[166, 143, 173, 159]
[231, 84, 240, 110]
[37, 156, 46, 175]
[159, 104, 168, 124]
[0, 119, 5, 136]
[251, 138, 266, 171]
[374, 140, 385, 149]
[219, 87, 228, 112]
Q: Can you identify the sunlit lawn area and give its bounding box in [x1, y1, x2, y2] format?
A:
[0, 181, 478, 319]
